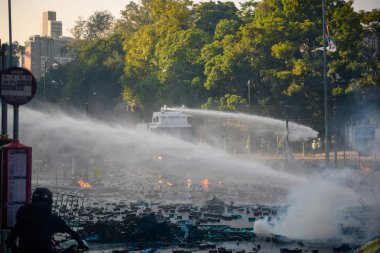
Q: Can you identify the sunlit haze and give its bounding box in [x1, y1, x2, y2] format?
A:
[0, 0, 379, 44]
[10, 105, 380, 242]
[0, 0, 379, 249]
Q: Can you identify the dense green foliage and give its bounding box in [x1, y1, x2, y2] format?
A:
[43, 1, 379, 133]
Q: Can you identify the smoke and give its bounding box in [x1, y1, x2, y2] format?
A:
[14, 106, 305, 189]
[257, 169, 380, 242]
[254, 217, 273, 237]
[6, 105, 378, 242]
[168, 107, 318, 141]
[275, 179, 357, 241]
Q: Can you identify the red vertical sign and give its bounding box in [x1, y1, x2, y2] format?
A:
[1, 140, 32, 228]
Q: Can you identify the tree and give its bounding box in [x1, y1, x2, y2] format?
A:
[44, 0, 379, 131]
[115, 0, 152, 34]
[193, 1, 240, 35]
[70, 11, 114, 40]
[214, 19, 240, 40]
[235, 0, 333, 125]
[2, 41, 25, 67]
[155, 28, 210, 107]
[70, 16, 87, 40]
[47, 32, 124, 117]
[328, 7, 380, 126]
[357, 9, 380, 86]
[121, 0, 196, 115]
[202, 94, 247, 111]
[148, 0, 192, 30]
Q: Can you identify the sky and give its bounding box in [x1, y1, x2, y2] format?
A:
[0, 0, 379, 45]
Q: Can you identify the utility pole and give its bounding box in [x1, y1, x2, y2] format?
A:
[247, 80, 252, 154]
[247, 80, 252, 107]
[322, 0, 330, 164]
[285, 117, 289, 162]
[2, 2, 13, 251]
[1, 44, 9, 140]
[44, 59, 47, 107]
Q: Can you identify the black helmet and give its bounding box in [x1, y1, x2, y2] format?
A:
[32, 187, 53, 205]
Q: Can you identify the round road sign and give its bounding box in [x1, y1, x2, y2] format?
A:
[1, 67, 37, 106]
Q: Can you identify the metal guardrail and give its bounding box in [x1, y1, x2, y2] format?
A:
[52, 192, 88, 228]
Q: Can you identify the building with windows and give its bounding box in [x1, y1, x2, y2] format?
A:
[23, 11, 74, 80]
[42, 11, 62, 38]
[24, 35, 74, 80]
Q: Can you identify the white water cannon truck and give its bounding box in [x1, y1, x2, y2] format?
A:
[137, 105, 193, 140]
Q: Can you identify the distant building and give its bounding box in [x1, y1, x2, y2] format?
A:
[23, 11, 75, 80]
[24, 35, 74, 80]
[42, 11, 62, 38]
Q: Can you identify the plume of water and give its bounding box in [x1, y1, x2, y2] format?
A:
[168, 107, 318, 141]
[6, 105, 378, 242]
[16, 106, 304, 189]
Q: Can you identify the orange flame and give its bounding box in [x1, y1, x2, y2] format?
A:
[78, 180, 92, 188]
[187, 178, 192, 188]
[360, 165, 373, 172]
[202, 178, 209, 188]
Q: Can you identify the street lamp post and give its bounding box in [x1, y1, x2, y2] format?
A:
[247, 80, 252, 106]
[36, 165, 39, 185]
[43, 60, 59, 107]
[85, 91, 97, 116]
[56, 165, 58, 186]
[322, 0, 330, 164]
[44, 59, 47, 107]
[247, 80, 253, 154]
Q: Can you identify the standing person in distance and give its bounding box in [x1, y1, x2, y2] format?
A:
[311, 139, 317, 157]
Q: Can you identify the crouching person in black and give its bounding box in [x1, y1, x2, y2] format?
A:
[6, 187, 87, 253]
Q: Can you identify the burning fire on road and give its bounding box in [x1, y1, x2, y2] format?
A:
[78, 180, 92, 188]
